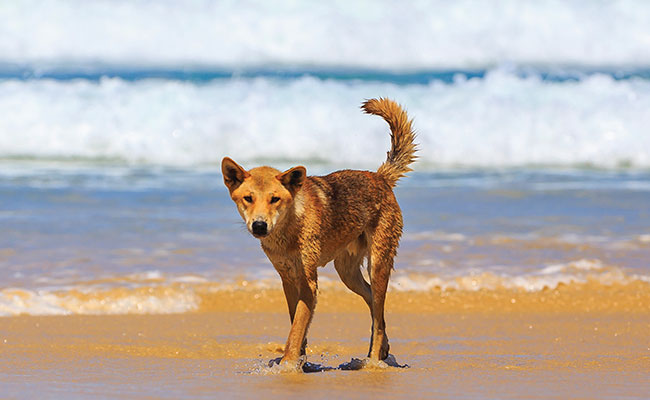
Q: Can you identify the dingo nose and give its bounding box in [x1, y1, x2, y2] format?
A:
[251, 221, 268, 236]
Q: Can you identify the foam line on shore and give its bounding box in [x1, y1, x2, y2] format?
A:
[1, 261, 648, 316]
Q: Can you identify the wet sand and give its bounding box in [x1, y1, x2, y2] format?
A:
[2, 283, 649, 399]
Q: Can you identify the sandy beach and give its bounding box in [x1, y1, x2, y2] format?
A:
[2, 282, 648, 399]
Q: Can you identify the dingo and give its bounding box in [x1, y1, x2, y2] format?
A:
[222, 98, 417, 369]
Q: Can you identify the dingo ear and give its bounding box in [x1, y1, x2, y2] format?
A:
[222, 157, 250, 193]
[277, 166, 306, 194]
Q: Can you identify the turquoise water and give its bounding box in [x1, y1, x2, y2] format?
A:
[4, 65, 650, 84]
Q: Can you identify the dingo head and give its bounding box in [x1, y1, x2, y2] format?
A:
[221, 157, 306, 238]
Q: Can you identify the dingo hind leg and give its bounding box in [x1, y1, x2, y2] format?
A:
[367, 211, 402, 361]
[334, 234, 372, 310]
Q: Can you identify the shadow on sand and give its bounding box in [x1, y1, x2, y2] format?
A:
[267, 354, 408, 373]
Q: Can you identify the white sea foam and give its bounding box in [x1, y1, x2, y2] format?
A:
[0, 287, 199, 317]
[638, 234, 650, 243]
[1, 0, 649, 69]
[404, 231, 468, 242]
[0, 289, 69, 316]
[539, 259, 605, 275]
[1, 261, 646, 316]
[1, 71, 649, 168]
[389, 259, 643, 292]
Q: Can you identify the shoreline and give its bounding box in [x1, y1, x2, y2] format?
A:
[196, 280, 650, 314]
[2, 284, 649, 398]
[3, 278, 649, 317]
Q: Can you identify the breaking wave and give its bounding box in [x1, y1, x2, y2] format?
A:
[1, 70, 649, 169]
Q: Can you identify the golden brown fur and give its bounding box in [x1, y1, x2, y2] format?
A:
[221, 98, 417, 370]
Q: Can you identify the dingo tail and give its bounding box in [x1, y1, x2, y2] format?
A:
[361, 98, 418, 187]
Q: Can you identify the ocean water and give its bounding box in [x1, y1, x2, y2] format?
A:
[2, 164, 649, 316]
[1, 0, 650, 316]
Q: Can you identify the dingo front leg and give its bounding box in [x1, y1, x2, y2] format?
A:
[280, 267, 317, 367]
[278, 273, 307, 356]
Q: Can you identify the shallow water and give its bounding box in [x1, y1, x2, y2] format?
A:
[1, 164, 649, 315]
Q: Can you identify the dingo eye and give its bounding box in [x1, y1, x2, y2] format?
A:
[270, 196, 280, 204]
[243, 196, 253, 203]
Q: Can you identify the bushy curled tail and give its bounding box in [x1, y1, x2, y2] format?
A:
[361, 98, 418, 187]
